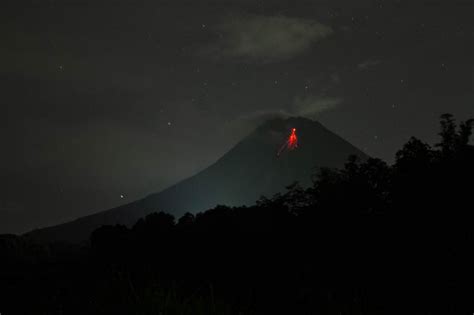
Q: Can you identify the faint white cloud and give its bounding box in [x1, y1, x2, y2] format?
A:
[357, 59, 382, 70]
[229, 95, 342, 134]
[202, 14, 333, 62]
[291, 95, 342, 117]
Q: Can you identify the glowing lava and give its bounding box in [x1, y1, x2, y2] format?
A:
[277, 128, 298, 156]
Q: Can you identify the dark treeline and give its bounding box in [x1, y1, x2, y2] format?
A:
[1, 114, 473, 314]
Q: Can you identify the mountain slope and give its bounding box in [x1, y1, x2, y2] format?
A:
[25, 117, 368, 243]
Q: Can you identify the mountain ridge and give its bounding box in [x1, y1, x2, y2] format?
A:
[25, 117, 368, 243]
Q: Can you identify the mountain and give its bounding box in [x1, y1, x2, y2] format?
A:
[25, 117, 368, 243]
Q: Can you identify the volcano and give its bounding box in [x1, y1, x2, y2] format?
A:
[26, 117, 368, 243]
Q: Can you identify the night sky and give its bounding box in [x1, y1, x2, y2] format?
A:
[1, 0, 473, 233]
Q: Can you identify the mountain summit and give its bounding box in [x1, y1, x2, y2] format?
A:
[26, 117, 368, 243]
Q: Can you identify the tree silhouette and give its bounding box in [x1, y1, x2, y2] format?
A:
[436, 113, 474, 156]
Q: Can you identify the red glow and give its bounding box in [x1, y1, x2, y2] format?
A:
[277, 128, 298, 156]
[288, 128, 298, 150]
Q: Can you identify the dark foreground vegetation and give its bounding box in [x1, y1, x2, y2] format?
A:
[1, 114, 473, 314]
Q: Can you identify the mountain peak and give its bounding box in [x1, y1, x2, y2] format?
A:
[256, 116, 322, 132]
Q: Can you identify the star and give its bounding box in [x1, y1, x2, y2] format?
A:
[120, 194, 124, 199]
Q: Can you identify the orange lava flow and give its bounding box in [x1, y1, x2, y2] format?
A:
[288, 128, 298, 150]
[277, 128, 298, 156]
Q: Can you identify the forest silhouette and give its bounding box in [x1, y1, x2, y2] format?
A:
[1, 114, 473, 314]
